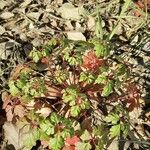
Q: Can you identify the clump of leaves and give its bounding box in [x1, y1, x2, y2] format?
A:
[2, 38, 141, 150]
[105, 106, 130, 138]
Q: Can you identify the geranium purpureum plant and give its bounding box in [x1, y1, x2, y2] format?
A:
[2, 38, 141, 150]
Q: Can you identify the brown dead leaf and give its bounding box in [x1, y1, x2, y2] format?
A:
[10, 65, 25, 80]
[14, 105, 25, 118]
[5, 105, 13, 122]
[2, 92, 11, 109]
[10, 64, 31, 80]
[44, 84, 62, 98]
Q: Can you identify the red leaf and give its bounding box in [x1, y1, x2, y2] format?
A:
[82, 50, 104, 72]
[41, 57, 49, 65]
[62, 145, 75, 150]
[65, 136, 80, 146]
[134, 0, 145, 9]
[124, 82, 140, 111]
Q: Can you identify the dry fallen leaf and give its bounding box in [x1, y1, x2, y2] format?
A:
[58, 3, 86, 20]
[27, 12, 41, 21]
[0, 12, 14, 19]
[67, 32, 86, 41]
[5, 105, 13, 122]
[14, 105, 26, 118]
[20, 0, 32, 7]
[3, 121, 31, 150]
[36, 107, 51, 118]
[0, 25, 5, 35]
[0, 0, 8, 10]
[0, 43, 11, 59]
[87, 16, 95, 31]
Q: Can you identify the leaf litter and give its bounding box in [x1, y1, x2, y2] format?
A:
[0, 0, 150, 150]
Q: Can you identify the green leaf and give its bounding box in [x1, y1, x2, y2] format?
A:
[80, 130, 91, 141]
[117, 64, 126, 76]
[121, 123, 129, 137]
[9, 81, 20, 96]
[102, 80, 114, 97]
[24, 129, 41, 149]
[50, 113, 60, 124]
[76, 142, 92, 150]
[95, 74, 107, 84]
[55, 70, 68, 84]
[79, 72, 95, 84]
[63, 48, 82, 66]
[39, 130, 49, 141]
[69, 100, 76, 106]
[22, 83, 31, 95]
[29, 50, 42, 62]
[62, 87, 77, 103]
[49, 136, 64, 150]
[63, 94, 76, 103]
[100, 66, 109, 73]
[42, 47, 51, 57]
[48, 38, 58, 46]
[30, 89, 40, 97]
[40, 120, 54, 135]
[94, 41, 109, 57]
[105, 113, 120, 124]
[16, 79, 26, 89]
[80, 100, 90, 110]
[115, 78, 121, 89]
[95, 138, 106, 150]
[93, 125, 106, 136]
[110, 124, 121, 137]
[70, 105, 80, 117]
[60, 128, 73, 138]
[87, 74, 95, 84]
[79, 72, 87, 82]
